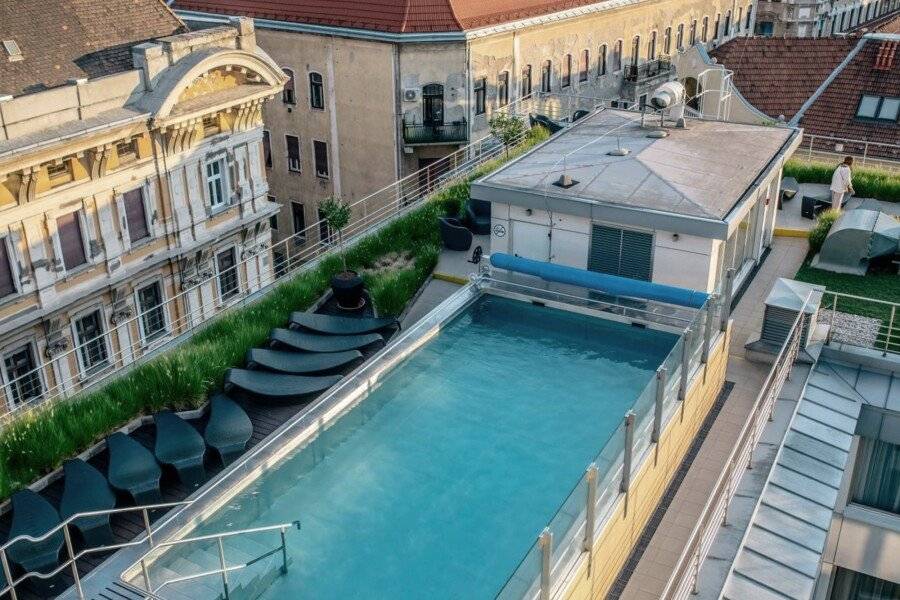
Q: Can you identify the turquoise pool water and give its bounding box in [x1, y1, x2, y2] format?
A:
[170, 296, 676, 598]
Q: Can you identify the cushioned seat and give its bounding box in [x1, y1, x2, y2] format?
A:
[439, 217, 472, 251]
[288, 312, 398, 336]
[106, 432, 162, 505]
[224, 368, 342, 405]
[269, 328, 383, 353]
[465, 199, 491, 235]
[204, 394, 253, 465]
[6, 490, 63, 579]
[59, 459, 116, 548]
[153, 412, 207, 487]
[246, 348, 362, 375]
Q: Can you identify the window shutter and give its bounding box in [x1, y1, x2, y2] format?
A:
[57, 212, 87, 270]
[588, 224, 652, 281]
[123, 189, 149, 243]
[0, 241, 15, 297]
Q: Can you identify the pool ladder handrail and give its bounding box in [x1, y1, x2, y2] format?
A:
[134, 521, 301, 600]
[0, 499, 194, 600]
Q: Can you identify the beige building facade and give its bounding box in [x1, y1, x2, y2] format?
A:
[178, 0, 752, 256]
[0, 17, 285, 415]
[754, 0, 898, 36]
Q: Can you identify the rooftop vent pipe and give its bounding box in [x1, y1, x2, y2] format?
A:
[650, 81, 687, 127]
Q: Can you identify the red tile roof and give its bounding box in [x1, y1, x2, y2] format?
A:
[172, 0, 612, 33]
[0, 0, 185, 98]
[710, 37, 856, 120]
[801, 38, 900, 159]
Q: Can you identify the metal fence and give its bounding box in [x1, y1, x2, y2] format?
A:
[794, 134, 900, 172]
[822, 290, 899, 356]
[491, 274, 730, 600]
[659, 292, 810, 600]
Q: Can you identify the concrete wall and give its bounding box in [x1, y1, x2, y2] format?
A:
[562, 325, 730, 599]
[754, 0, 896, 36]
[829, 504, 900, 584]
[489, 203, 718, 292]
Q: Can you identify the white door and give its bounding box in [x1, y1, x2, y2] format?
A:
[550, 229, 587, 268]
[511, 221, 550, 261]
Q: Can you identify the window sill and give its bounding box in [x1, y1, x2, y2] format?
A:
[140, 331, 171, 353]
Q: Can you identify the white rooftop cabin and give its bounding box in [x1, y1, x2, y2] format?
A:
[471, 109, 803, 294]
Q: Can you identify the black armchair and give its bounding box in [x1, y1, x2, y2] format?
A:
[465, 199, 491, 235]
[439, 217, 473, 251]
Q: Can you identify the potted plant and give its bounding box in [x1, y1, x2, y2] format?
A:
[319, 196, 365, 310]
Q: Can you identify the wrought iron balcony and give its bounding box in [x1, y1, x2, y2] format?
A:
[623, 57, 673, 83]
[403, 120, 469, 145]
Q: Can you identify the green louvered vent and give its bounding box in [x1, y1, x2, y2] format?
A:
[761, 305, 813, 346]
[588, 225, 652, 281]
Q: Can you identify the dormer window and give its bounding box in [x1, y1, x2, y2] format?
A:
[202, 115, 221, 136]
[46, 160, 73, 187]
[856, 95, 900, 122]
[116, 139, 138, 165]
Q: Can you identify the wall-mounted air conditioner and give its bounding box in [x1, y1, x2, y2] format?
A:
[402, 89, 419, 102]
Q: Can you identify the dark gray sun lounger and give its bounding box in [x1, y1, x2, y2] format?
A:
[246, 348, 362, 375]
[269, 328, 383, 353]
[153, 412, 207, 487]
[106, 432, 162, 505]
[204, 394, 253, 465]
[60, 459, 116, 547]
[224, 368, 342, 404]
[6, 490, 63, 576]
[288, 312, 399, 336]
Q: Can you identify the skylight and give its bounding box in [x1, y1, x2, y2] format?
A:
[2, 39, 22, 62]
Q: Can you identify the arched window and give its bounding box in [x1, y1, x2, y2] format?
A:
[663, 27, 672, 55]
[282, 68, 296, 104]
[498, 72, 509, 107]
[562, 54, 572, 87]
[745, 5, 752, 29]
[676, 24, 684, 50]
[689, 19, 697, 45]
[541, 60, 552, 92]
[422, 83, 444, 125]
[308, 72, 324, 110]
[580, 49, 590, 81]
[631, 35, 641, 68]
[724, 10, 732, 36]
[522, 64, 533, 98]
[598, 44, 607, 76]
[613, 40, 623, 71]
[702, 16, 709, 42]
[649, 31, 657, 60]
[714, 13, 721, 40]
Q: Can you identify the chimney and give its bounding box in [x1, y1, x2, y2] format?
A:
[874, 40, 897, 71]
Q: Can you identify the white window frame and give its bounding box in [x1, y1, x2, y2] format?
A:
[0, 235, 21, 300]
[214, 245, 242, 306]
[49, 207, 92, 276]
[115, 183, 154, 251]
[286, 135, 302, 173]
[0, 337, 45, 411]
[204, 155, 230, 212]
[133, 277, 170, 346]
[312, 140, 330, 179]
[71, 304, 112, 378]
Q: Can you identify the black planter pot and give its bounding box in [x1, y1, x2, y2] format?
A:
[330, 271, 365, 310]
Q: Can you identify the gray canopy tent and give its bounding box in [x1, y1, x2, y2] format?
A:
[811, 208, 900, 275]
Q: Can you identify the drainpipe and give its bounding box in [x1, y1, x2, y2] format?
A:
[392, 43, 403, 181]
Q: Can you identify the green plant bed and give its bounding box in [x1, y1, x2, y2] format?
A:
[0, 125, 551, 501]
[784, 159, 900, 202]
[794, 262, 900, 322]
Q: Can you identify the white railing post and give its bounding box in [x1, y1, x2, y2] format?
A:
[702, 296, 716, 364]
[622, 411, 636, 494]
[884, 305, 895, 356]
[141, 559, 152, 595]
[63, 523, 85, 600]
[217, 536, 230, 600]
[827, 294, 837, 345]
[720, 268, 735, 332]
[1, 548, 17, 600]
[280, 527, 289, 574]
[583, 464, 598, 552]
[143, 508, 154, 547]
[652, 366, 667, 443]
[539, 528, 553, 600]
[679, 327, 692, 402]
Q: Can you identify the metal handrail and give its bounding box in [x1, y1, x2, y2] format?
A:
[0, 500, 192, 600]
[659, 292, 811, 599]
[135, 521, 300, 599]
[823, 290, 899, 356]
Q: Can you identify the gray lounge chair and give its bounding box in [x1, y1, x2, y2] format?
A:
[465, 199, 491, 235]
[59, 459, 116, 548]
[6, 490, 63, 578]
[224, 368, 342, 404]
[153, 412, 207, 487]
[439, 217, 473, 251]
[246, 348, 362, 375]
[106, 432, 162, 505]
[269, 328, 383, 353]
[204, 394, 253, 465]
[288, 312, 399, 336]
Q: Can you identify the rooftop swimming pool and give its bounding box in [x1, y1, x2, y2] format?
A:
[142, 294, 678, 598]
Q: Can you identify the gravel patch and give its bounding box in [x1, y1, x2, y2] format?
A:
[819, 309, 882, 348]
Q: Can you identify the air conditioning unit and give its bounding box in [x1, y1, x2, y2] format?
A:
[753, 278, 824, 359]
[402, 88, 419, 102]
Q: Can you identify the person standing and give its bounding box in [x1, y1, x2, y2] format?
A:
[830, 156, 855, 210]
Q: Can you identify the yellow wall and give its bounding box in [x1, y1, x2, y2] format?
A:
[563, 326, 730, 600]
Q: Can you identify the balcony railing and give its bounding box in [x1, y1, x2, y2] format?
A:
[402, 120, 468, 145]
[624, 57, 673, 82]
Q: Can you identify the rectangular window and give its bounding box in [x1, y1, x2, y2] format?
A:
[588, 225, 653, 281]
[205, 158, 227, 209]
[677, 24, 684, 50]
[282, 68, 296, 104]
[263, 130, 272, 169]
[831, 569, 898, 600]
[309, 72, 325, 110]
[598, 45, 607, 76]
[75, 310, 108, 374]
[317, 207, 332, 245]
[0, 240, 16, 298]
[878, 97, 900, 121]
[3, 343, 41, 407]
[292, 201, 307, 242]
[856, 95, 880, 118]
[702, 16, 709, 42]
[746, 6, 752, 28]
[313, 140, 329, 178]
[273, 249, 288, 279]
[123, 188, 150, 244]
[137, 281, 167, 342]
[851, 437, 899, 514]
[579, 50, 589, 81]
[216, 248, 239, 302]
[474, 77, 486, 115]
[57, 211, 87, 271]
[116, 139, 138, 164]
[690, 19, 697, 45]
[522, 65, 532, 98]
[286, 135, 301, 172]
[541, 60, 552, 92]
[269, 214, 278, 230]
[613, 41, 623, 70]
[664, 28, 672, 54]
[562, 54, 572, 87]
[714, 14, 721, 40]
[498, 71, 509, 106]
[649, 31, 657, 60]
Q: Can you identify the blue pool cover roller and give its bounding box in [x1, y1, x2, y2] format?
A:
[489, 253, 709, 309]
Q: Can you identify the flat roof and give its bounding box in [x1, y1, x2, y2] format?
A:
[472, 109, 799, 237]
